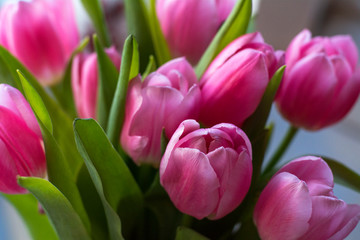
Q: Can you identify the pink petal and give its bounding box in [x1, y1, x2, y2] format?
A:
[277, 156, 334, 196]
[285, 29, 312, 69]
[160, 148, 220, 219]
[254, 172, 312, 240]
[331, 35, 358, 71]
[329, 204, 360, 240]
[207, 147, 252, 219]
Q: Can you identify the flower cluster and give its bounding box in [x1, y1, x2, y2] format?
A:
[0, 0, 359, 239]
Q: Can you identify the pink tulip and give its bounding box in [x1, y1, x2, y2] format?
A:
[200, 32, 284, 127]
[156, 0, 236, 64]
[254, 156, 360, 240]
[276, 29, 360, 130]
[120, 58, 201, 167]
[0, 84, 46, 194]
[72, 47, 121, 119]
[160, 119, 252, 220]
[0, 0, 79, 85]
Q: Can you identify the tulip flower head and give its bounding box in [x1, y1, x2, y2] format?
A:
[0, 0, 79, 85]
[0, 84, 46, 194]
[72, 47, 121, 119]
[156, 0, 236, 63]
[276, 29, 360, 130]
[160, 120, 252, 220]
[121, 58, 201, 167]
[254, 156, 360, 240]
[200, 32, 284, 127]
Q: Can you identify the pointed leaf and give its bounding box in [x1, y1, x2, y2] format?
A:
[322, 157, 360, 193]
[107, 35, 139, 148]
[80, 0, 111, 47]
[0, 46, 83, 177]
[142, 55, 157, 79]
[74, 119, 143, 239]
[123, 0, 155, 70]
[18, 177, 91, 240]
[195, 0, 252, 78]
[2, 193, 58, 240]
[17, 70, 53, 134]
[242, 66, 285, 139]
[94, 35, 120, 128]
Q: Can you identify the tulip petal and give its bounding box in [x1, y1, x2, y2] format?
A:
[254, 172, 311, 240]
[157, 57, 198, 86]
[285, 29, 312, 68]
[0, 84, 42, 138]
[207, 147, 252, 219]
[331, 35, 359, 71]
[161, 148, 219, 219]
[329, 204, 360, 240]
[277, 156, 334, 196]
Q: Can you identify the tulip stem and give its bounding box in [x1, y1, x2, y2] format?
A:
[263, 125, 298, 175]
[181, 214, 193, 228]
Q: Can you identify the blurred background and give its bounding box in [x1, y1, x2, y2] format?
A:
[0, 0, 360, 239]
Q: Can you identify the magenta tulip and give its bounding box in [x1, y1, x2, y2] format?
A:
[0, 84, 46, 194]
[276, 29, 360, 130]
[160, 120, 252, 220]
[0, 0, 79, 85]
[72, 47, 121, 119]
[200, 32, 284, 127]
[156, 0, 236, 63]
[120, 58, 201, 167]
[254, 156, 360, 240]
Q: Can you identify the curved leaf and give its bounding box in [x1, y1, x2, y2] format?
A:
[18, 177, 91, 240]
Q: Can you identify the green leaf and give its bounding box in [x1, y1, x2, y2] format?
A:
[51, 37, 90, 118]
[195, 0, 252, 78]
[322, 157, 360, 193]
[74, 119, 143, 239]
[175, 227, 209, 240]
[17, 70, 53, 134]
[106, 35, 139, 147]
[242, 66, 285, 139]
[94, 35, 120, 128]
[18, 177, 91, 240]
[80, 0, 111, 47]
[2, 194, 58, 240]
[0, 46, 83, 177]
[142, 55, 157, 79]
[123, 0, 156, 70]
[146, 0, 171, 65]
[40, 121, 91, 233]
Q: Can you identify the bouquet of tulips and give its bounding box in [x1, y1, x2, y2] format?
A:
[0, 0, 360, 239]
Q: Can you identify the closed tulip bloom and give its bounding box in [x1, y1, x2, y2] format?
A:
[160, 120, 252, 220]
[254, 156, 360, 240]
[200, 32, 284, 127]
[72, 47, 121, 119]
[0, 0, 79, 85]
[121, 58, 201, 167]
[156, 0, 236, 63]
[276, 29, 360, 130]
[0, 84, 46, 194]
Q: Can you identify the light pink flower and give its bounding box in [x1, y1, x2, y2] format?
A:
[160, 119, 252, 220]
[254, 156, 360, 240]
[200, 32, 284, 127]
[121, 58, 201, 167]
[0, 0, 79, 85]
[156, 0, 236, 63]
[0, 84, 46, 194]
[72, 47, 121, 119]
[276, 29, 360, 130]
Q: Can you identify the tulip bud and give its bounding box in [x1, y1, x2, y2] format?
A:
[156, 0, 236, 64]
[72, 47, 121, 119]
[160, 120, 252, 220]
[0, 84, 46, 194]
[254, 156, 360, 240]
[200, 32, 284, 127]
[120, 58, 201, 167]
[276, 29, 360, 130]
[0, 0, 79, 85]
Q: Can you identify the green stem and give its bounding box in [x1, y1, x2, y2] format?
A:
[263, 125, 298, 175]
[181, 214, 193, 228]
